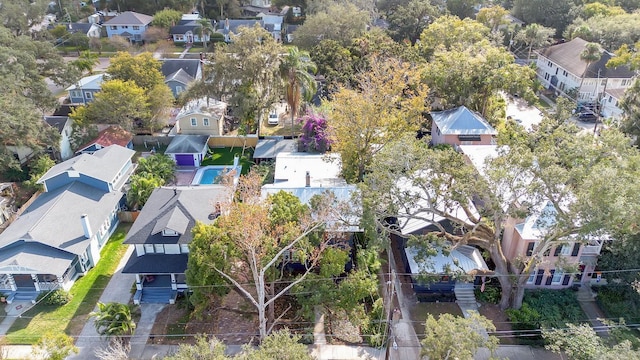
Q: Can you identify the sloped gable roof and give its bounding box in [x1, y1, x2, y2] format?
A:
[0, 181, 123, 256]
[39, 145, 135, 185]
[44, 116, 70, 134]
[151, 207, 190, 235]
[0, 241, 76, 276]
[432, 106, 497, 135]
[104, 11, 153, 26]
[161, 59, 201, 80]
[538, 37, 634, 79]
[76, 125, 133, 153]
[165, 68, 194, 85]
[124, 187, 230, 245]
[65, 73, 105, 91]
[165, 135, 210, 154]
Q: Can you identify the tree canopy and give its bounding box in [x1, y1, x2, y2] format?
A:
[421, 312, 498, 360]
[325, 56, 429, 183]
[152, 9, 183, 29]
[292, 3, 370, 49]
[364, 112, 640, 309]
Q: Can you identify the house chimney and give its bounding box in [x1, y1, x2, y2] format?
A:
[81, 214, 93, 239]
[305, 171, 310, 187]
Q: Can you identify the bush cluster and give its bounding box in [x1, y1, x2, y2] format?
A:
[37, 289, 72, 306]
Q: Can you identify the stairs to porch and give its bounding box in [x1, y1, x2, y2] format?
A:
[454, 282, 477, 307]
[6, 289, 39, 304]
[134, 288, 177, 305]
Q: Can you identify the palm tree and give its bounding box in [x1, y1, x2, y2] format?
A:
[194, 19, 216, 52]
[514, 23, 555, 61]
[279, 47, 317, 139]
[73, 50, 100, 75]
[578, 42, 602, 102]
[90, 302, 136, 341]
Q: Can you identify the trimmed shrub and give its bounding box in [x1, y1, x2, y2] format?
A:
[37, 289, 72, 306]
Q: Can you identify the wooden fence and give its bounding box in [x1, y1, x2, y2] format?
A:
[118, 211, 140, 223]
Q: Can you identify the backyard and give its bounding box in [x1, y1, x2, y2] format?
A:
[202, 147, 254, 175]
[4, 224, 130, 344]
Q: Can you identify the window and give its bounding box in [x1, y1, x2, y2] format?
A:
[561, 243, 572, 256]
[85, 92, 93, 99]
[562, 70, 568, 77]
[203, 118, 210, 126]
[544, 73, 550, 81]
[180, 244, 189, 254]
[191, 118, 197, 126]
[144, 244, 154, 254]
[175, 34, 184, 41]
[133, 26, 140, 30]
[545, 270, 555, 285]
[527, 271, 535, 284]
[571, 243, 581, 256]
[176, 85, 184, 94]
[553, 246, 562, 256]
[609, 96, 613, 103]
[622, 79, 630, 86]
[110, 26, 117, 30]
[163, 229, 178, 236]
[601, 79, 606, 86]
[547, 61, 552, 67]
[552, 270, 563, 284]
[154, 244, 164, 253]
[71, 90, 81, 98]
[526, 242, 536, 256]
[122, 25, 128, 29]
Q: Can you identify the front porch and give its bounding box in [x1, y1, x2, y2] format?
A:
[0, 273, 70, 304]
[133, 274, 184, 305]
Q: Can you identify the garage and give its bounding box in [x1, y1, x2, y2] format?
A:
[174, 154, 195, 166]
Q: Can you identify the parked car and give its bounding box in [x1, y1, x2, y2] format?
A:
[267, 111, 279, 125]
[578, 111, 597, 122]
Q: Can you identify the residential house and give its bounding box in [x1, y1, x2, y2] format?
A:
[536, 37, 635, 104]
[104, 11, 153, 43]
[53, 22, 101, 39]
[284, 24, 298, 43]
[44, 116, 74, 161]
[173, 98, 227, 136]
[600, 88, 627, 121]
[460, 144, 604, 289]
[256, 11, 284, 41]
[6, 116, 67, 165]
[122, 186, 230, 304]
[217, 19, 264, 42]
[169, 17, 216, 45]
[75, 125, 134, 155]
[160, 59, 202, 97]
[66, 73, 106, 105]
[165, 135, 210, 167]
[430, 106, 497, 147]
[0, 146, 135, 302]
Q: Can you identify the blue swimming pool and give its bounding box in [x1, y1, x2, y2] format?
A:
[199, 168, 225, 184]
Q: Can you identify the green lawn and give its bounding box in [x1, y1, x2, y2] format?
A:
[201, 147, 254, 175]
[5, 224, 131, 344]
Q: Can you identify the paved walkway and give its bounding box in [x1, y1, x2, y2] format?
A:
[577, 285, 609, 338]
[0, 300, 35, 335]
[128, 304, 167, 359]
[69, 245, 136, 360]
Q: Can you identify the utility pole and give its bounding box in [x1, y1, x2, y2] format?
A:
[594, 70, 607, 135]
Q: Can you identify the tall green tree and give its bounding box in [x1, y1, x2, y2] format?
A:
[151, 9, 183, 29]
[135, 154, 176, 183]
[578, 42, 602, 100]
[416, 15, 489, 59]
[326, 56, 428, 183]
[446, 0, 479, 19]
[107, 52, 166, 91]
[0, 0, 48, 36]
[292, 3, 369, 49]
[543, 323, 640, 360]
[364, 119, 640, 310]
[73, 51, 100, 75]
[127, 175, 164, 209]
[421, 312, 498, 360]
[476, 6, 510, 33]
[512, 0, 574, 36]
[386, 0, 440, 44]
[280, 47, 317, 137]
[75, 79, 151, 130]
[514, 23, 555, 61]
[186, 172, 343, 340]
[90, 302, 136, 341]
[194, 19, 216, 51]
[617, 79, 640, 144]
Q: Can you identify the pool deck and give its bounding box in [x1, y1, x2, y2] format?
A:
[175, 168, 197, 186]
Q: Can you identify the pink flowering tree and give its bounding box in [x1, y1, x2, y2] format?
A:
[299, 113, 331, 153]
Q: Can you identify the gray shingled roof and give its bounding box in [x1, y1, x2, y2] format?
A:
[431, 106, 497, 135]
[165, 69, 194, 85]
[124, 187, 230, 245]
[38, 145, 135, 185]
[122, 253, 189, 274]
[44, 116, 69, 134]
[165, 135, 210, 154]
[161, 59, 201, 80]
[104, 11, 153, 25]
[0, 181, 124, 255]
[0, 241, 76, 276]
[538, 37, 634, 79]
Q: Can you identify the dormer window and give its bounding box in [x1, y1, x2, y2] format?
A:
[163, 229, 179, 236]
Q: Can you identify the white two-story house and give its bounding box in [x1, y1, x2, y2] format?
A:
[536, 37, 635, 105]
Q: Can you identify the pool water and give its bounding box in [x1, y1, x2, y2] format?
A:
[200, 168, 225, 184]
